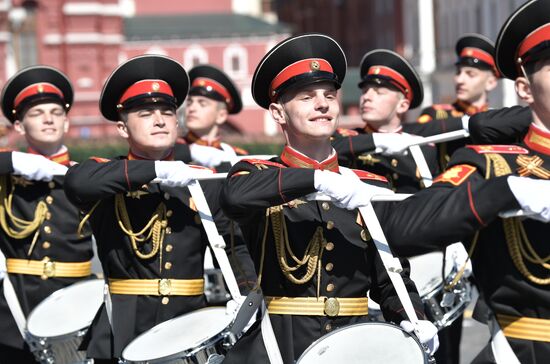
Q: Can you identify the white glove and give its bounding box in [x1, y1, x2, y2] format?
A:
[154, 160, 213, 187]
[12, 151, 68, 181]
[400, 320, 439, 356]
[372, 132, 424, 156]
[313, 170, 394, 210]
[461, 115, 470, 132]
[225, 296, 257, 333]
[189, 143, 231, 168]
[508, 176, 550, 222]
[445, 242, 472, 278]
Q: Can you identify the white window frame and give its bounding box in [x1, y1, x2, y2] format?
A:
[184, 45, 208, 70]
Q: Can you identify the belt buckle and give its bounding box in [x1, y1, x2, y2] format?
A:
[324, 297, 340, 317]
[42, 259, 56, 279]
[158, 279, 172, 296]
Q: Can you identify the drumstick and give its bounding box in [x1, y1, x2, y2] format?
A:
[407, 129, 470, 148]
[150, 172, 228, 184]
[306, 192, 411, 202]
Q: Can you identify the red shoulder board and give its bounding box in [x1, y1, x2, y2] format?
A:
[351, 169, 388, 183]
[432, 104, 454, 111]
[433, 165, 477, 186]
[232, 146, 249, 155]
[241, 159, 287, 169]
[336, 128, 359, 137]
[466, 145, 529, 154]
[90, 156, 110, 163]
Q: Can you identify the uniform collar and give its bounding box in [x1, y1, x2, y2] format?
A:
[524, 123, 550, 156]
[184, 130, 222, 149]
[127, 149, 174, 161]
[27, 145, 71, 166]
[280, 145, 339, 172]
[454, 99, 488, 115]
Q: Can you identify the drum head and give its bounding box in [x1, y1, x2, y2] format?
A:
[122, 307, 233, 362]
[297, 322, 427, 364]
[26, 279, 104, 338]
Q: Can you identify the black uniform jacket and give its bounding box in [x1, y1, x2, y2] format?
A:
[219, 150, 424, 364]
[384, 124, 550, 363]
[64, 156, 255, 358]
[0, 150, 94, 349]
[332, 127, 440, 193]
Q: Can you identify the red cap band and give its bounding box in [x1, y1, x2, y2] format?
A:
[367, 66, 412, 102]
[518, 23, 550, 63]
[192, 77, 233, 108]
[460, 47, 496, 67]
[14, 83, 64, 109]
[119, 79, 174, 104]
[269, 58, 333, 99]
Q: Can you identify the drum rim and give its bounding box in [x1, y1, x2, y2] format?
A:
[122, 306, 232, 363]
[296, 321, 428, 364]
[26, 278, 104, 340]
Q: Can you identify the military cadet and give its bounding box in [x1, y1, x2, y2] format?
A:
[0, 66, 94, 363]
[412, 34, 500, 169]
[220, 33, 438, 364]
[384, 2, 550, 362]
[333, 49, 439, 193]
[175, 64, 247, 171]
[64, 55, 254, 363]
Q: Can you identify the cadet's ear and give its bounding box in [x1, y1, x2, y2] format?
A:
[13, 120, 25, 136]
[515, 77, 534, 104]
[269, 103, 287, 126]
[116, 121, 129, 139]
[485, 73, 498, 92]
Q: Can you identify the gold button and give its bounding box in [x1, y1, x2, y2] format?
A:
[325, 263, 334, 272]
[166, 210, 173, 217]
[194, 215, 202, 224]
[322, 202, 330, 211]
[166, 227, 172, 235]
[392, 173, 399, 180]
[325, 242, 334, 251]
[48, 181, 55, 189]
[326, 283, 335, 292]
[324, 297, 339, 316]
[391, 159, 398, 167]
[324, 323, 332, 332]
[42, 241, 51, 249]
[45, 212, 52, 220]
[45, 196, 54, 204]
[161, 297, 169, 305]
[361, 229, 371, 241]
[326, 221, 334, 230]
[164, 262, 172, 270]
[44, 226, 52, 234]
[164, 192, 170, 200]
[165, 244, 173, 252]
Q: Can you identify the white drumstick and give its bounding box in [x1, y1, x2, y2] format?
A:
[151, 172, 228, 184]
[408, 129, 470, 148]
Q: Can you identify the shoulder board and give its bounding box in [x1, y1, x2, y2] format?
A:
[416, 114, 433, 124]
[241, 159, 286, 169]
[351, 169, 388, 183]
[232, 146, 249, 155]
[90, 156, 110, 163]
[433, 164, 477, 186]
[466, 145, 529, 154]
[432, 104, 454, 111]
[335, 128, 359, 137]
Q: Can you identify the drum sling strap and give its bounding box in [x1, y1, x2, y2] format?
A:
[2, 272, 27, 338]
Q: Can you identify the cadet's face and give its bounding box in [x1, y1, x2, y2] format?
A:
[120, 105, 178, 154]
[14, 103, 68, 147]
[527, 58, 550, 123]
[184, 95, 226, 134]
[359, 85, 404, 125]
[454, 66, 493, 103]
[277, 82, 340, 140]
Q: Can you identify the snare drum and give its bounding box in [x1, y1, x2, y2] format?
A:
[297, 322, 428, 364]
[122, 307, 234, 364]
[25, 279, 105, 364]
[409, 246, 472, 329]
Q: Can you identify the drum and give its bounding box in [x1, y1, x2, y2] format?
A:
[122, 307, 234, 364]
[297, 322, 428, 364]
[25, 279, 105, 364]
[409, 246, 472, 329]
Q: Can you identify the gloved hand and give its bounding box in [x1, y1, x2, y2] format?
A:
[226, 296, 257, 333]
[12, 151, 68, 181]
[314, 170, 394, 210]
[400, 320, 439, 356]
[445, 242, 472, 278]
[189, 143, 231, 168]
[461, 115, 471, 132]
[372, 132, 424, 156]
[154, 160, 213, 187]
[508, 176, 550, 222]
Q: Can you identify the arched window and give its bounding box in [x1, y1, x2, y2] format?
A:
[184, 46, 208, 69]
[223, 44, 248, 80]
